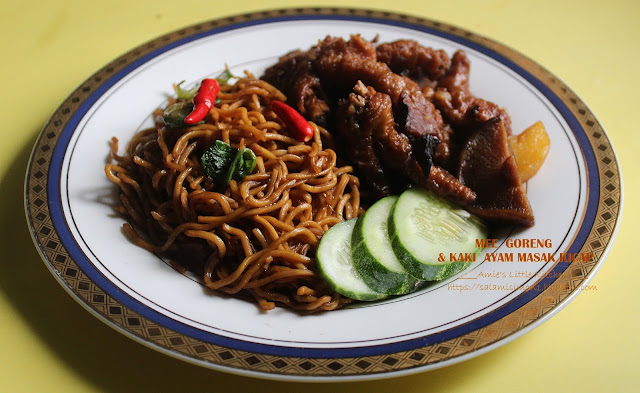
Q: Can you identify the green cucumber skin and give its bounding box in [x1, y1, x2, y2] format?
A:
[443, 261, 471, 278]
[390, 234, 447, 279]
[441, 245, 485, 279]
[388, 201, 449, 280]
[316, 219, 387, 301]
[351, 215, 418, 295]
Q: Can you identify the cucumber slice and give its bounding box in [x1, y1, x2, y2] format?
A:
[389, 188, 487, 281]
[352, 196, 421, 294]
[316, 219, 387, 301]
[442, 260, 472, 279]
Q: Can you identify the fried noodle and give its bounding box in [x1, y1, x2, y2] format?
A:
[105, 76, 361, 312]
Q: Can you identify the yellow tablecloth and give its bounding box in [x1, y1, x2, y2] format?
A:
[1, 0, 636, 391]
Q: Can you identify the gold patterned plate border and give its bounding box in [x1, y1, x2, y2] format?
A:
[24, 8, 622, 380]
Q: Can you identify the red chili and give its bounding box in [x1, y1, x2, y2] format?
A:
[269, 101, 314, 142]
[184, 78, 220, 125]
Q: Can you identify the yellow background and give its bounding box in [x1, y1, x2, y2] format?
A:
[1, 0, 636, 391]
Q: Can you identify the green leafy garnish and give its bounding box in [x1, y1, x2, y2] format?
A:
[163, 102, 194, 127]
[175, 81, 198, 100]
[224, 148, 257, 186]
[234, 148, 257, 179]
[215, 66, 235, 85]
[201, 140, 236, 180]
[175, 80, 199, 100]
[201, 140, 256, 189]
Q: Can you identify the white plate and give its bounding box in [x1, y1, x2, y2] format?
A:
[24, 8, 622, 381]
